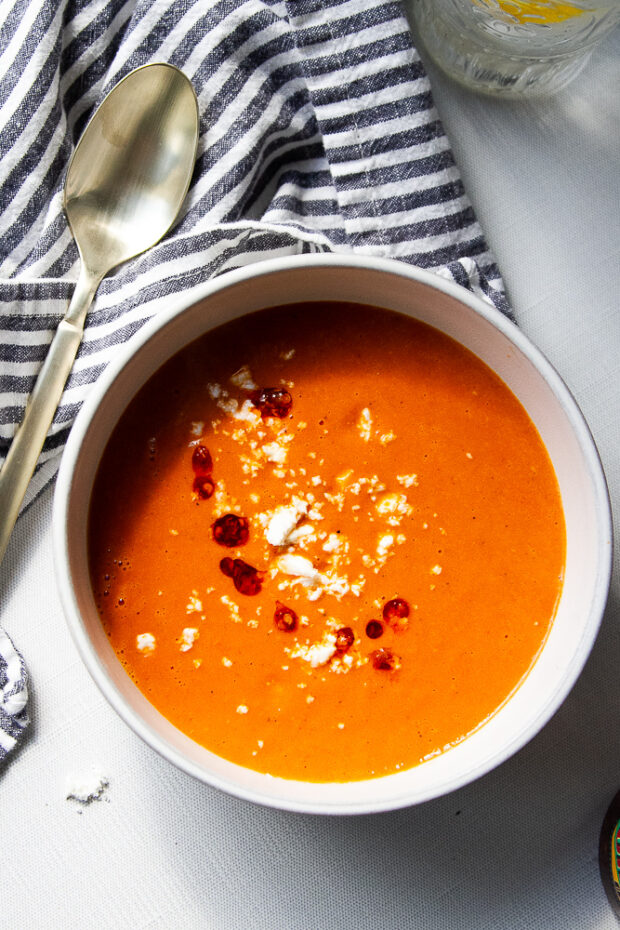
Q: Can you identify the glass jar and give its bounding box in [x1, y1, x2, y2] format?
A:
[411, 0, 620, 97]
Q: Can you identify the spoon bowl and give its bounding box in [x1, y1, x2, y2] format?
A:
[0, 63, 199, 565]
[64, 64, 199, 275]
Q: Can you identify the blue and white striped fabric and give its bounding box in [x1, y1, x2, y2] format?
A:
[0, 0, 509, 759]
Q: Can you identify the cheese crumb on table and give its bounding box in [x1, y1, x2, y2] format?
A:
[65, 769, 110, 804]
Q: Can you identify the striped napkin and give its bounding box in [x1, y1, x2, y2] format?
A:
[0, 0, 509, 760]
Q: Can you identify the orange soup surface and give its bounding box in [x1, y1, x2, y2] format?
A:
[89, 302, 565, 782]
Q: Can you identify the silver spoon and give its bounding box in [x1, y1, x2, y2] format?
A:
[0, 62, 199, 562]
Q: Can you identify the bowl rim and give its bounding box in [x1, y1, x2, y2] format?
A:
[52, 253, 613, 814]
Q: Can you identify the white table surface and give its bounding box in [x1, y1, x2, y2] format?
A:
[2, 16, 619, 929]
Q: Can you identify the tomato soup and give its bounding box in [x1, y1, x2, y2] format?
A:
[88, 302, 565, 782]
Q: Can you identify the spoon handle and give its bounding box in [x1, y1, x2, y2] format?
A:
[0, 265, 101, 565]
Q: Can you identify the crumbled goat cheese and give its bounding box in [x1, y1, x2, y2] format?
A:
[357, 408, 373, 442]
[265, 501, 308, 546]
[186, 592, 203, 613]
[219, 396, 239, 416]
[221, 594, 242, 622]
[262, 442, 287, 465]
[375, 492, 412, 521]
[397, 474, 418, 488]
[233, 399, 261, 424]
[236, 704, 249, 715]
[230, 365, 258, 391]
[286, 524, 315, 545]
[207, 382, 223, 400]
[377, 534, 394, 557]
[291, 633, 337, 668]
[277, 553, 323, 585]
[136, 633, 156, 654]
[322, 532, 343, 553]
[179, 627, 199, 652]
[323, 575, 350, 598]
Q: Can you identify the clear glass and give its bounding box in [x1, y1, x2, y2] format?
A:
[411, 0, 620, 97]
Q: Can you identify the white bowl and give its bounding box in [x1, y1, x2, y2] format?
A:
[53, 254, 612, 815]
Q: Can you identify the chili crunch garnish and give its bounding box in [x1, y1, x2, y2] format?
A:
[90, 301, 565, 782]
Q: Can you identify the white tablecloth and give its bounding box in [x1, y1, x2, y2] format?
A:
[2, 15, 619, 929]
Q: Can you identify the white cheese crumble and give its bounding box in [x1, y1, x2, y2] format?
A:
[221, 594, 242, 623]
[230, 365, 257, 391]
[277, 553, 322, 582]
[190, 421, 204, 436]
[208, 383, 239, 417]
[179, 627, 199, 652]
[431, 564, 443, 575]
[207, 382, 223, 400]
[262, 441, 287, 465]
[233, 398, 261, 424]
[375, 492, 413, 523]
[236, 704, 249, 715]
[322, 532, 343, 553]
[397, 474, 419, 488]
[265, 500, 308, 546]
[290, 633, 337, 668]
[136, 633, 156, 654]
[377, 534, 394, 557]
[357, 407, 373, 442]
[323, 575, 350, 598]
[186, 592, 203, 613]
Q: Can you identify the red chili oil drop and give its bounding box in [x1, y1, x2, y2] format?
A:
[212, 514, 250, 547]
[226, 558, 265, 596]
[250, 387, 292, 419]
[274, 600, 298, 632]
[192, 444, 213, 475]
[193, 474, 215, 499]
[335, 626, 354, 654]
[219, 557, 234, 578]
[370, 647, 398, 671]
[383, 598, 410, 623]
[365, 619, 383, 639]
